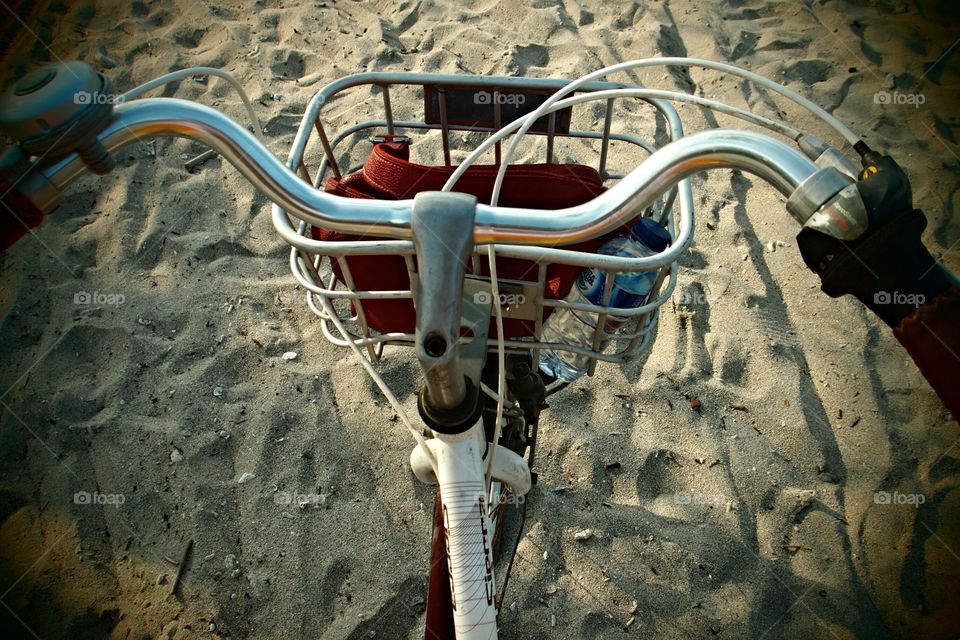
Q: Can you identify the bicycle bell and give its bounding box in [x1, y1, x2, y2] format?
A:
[0, 60, 116, 174]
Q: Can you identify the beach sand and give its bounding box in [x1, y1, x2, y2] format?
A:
[0, 0, 958, 638]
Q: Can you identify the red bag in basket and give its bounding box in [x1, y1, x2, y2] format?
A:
[316, 137, 621, 338]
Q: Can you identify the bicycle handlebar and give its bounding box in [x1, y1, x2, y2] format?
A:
[29, 97, 824, 247]
[4, 69, 955, 420]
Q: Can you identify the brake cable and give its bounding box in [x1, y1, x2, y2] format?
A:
[496, 416, 540, 609]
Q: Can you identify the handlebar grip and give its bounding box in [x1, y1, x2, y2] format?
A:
[797, 208, 954, 326]
[0, 181, 44, 251]
[798, 152, 958, 328]
[893, 287, 960, 422]
[798, 206, 960, 421]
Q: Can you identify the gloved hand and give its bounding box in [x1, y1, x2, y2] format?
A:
[797, 152, 960, 420]
[796, 153, 957, 327]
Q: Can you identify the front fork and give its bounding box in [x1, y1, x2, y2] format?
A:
[409, 192, 531, 639]
[412, 419, 532, 639]
[428, 422, 499, 637]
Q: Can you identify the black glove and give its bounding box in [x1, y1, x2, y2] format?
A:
[797, 154, 956, 326]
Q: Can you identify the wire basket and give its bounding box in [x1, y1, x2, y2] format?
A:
[279, 72, 685, 375]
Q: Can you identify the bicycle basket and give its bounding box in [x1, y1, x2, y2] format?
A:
[279, 72, 683, 375]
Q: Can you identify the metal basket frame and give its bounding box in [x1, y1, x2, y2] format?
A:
[279, 72, 688, 375]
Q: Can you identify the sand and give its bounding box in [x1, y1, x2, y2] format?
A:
[0, 0, 958, 638]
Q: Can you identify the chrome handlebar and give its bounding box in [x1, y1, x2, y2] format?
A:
[31, 97, 827, 246]
[15, 92, 857, 424]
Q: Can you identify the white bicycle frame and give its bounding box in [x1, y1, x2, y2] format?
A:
[411, 418, 532, 639]
[431, 422, 499, 637]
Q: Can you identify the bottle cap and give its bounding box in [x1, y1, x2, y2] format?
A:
[630, 217, 671, 252]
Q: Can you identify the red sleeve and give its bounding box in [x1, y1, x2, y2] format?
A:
[0, 181, 44, 251]
[894, 287, 960, 422]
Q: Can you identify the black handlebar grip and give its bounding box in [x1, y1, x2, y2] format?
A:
[797, 153, 957, 326]
[797, 151, 960, 420]
[796, 207, 955, 327]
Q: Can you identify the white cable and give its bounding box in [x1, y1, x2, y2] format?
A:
[647, 89, 801, 138]
[483, 244, 507, 501]
[315, 291, 436, 467]
[119, 67, 265, 140]
[483, 57, 859, 206]
[480, 381, 513, 404]
[442, 87, 799, 199]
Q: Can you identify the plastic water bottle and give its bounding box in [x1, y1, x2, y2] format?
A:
[538, 217, 671, 382]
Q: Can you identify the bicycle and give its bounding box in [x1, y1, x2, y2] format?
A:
[1, 56, 955, 639]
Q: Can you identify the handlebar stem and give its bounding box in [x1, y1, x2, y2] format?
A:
[411, 191, 475, 416]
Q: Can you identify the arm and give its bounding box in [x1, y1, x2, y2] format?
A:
[893, 287, 960, 419]
[797, 152, 960, 420]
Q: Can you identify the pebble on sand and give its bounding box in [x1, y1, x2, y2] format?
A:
[574, 529, 593, 541]
[281, 351, 299, 360]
